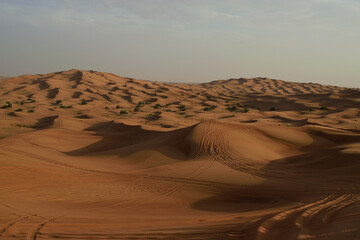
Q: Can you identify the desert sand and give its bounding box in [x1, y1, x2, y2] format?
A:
[0, 69, 359, 239]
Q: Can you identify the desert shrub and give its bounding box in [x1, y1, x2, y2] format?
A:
[153, 103, 162, 109]
[134, 106, 140, 112]
[178, 104, 186, 111]
[116, 105, 120, 109]
[80, 99, 88, 105]
[226, 106, 238, 112]
[1, 101, 12, 109]
[55, 100, 62, 105]
[49, 108, 54, 111]
[145, 111, 161, 120]
[243, 108, 249, 113]
[5, 101, 12, 108]
[28, 109, 34, 113]
[320, 106, 328, 110]
[120, 110, 128, 114]
[105, 106, 109, 110]
[137, 101, 146, 106]
[60, 104, 72, 109]
[15, 108, 23, 112]
[270, 107, 276, 111]
[203, 105, 217, 111]
[25, 98, 36, 103]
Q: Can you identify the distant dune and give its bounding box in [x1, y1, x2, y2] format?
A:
[0, 69, 359, 239]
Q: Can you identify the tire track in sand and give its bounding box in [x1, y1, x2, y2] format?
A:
[27, 218, 54, 240]
[256, 193, 360, 240]
[0, 216, 28, 237]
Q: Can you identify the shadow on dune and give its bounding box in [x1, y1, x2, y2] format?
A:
[32, 115, 59, 129]
[190, 126, 360, 239]
[241, 93, 359, 114]
[242, 95, 309, 111]
[270, 116, 314, 126]
[66, 121, 193, 160]
[47, 88, 59, 99]
[192, 126, 360, 210]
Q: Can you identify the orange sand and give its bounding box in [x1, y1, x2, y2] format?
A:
[0, 70, 359, 239]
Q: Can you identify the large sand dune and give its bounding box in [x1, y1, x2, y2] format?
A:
[0, 70, 359, 239]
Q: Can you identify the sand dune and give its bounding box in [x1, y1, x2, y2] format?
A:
[0, 70, 359, 239]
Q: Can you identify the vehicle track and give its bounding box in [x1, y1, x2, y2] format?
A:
[256, 193, 360, 240]
[0, 216, 28, 237]
[27, 218, 54, 240]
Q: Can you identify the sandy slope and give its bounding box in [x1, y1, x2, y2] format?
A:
[0, 70, 359, 239]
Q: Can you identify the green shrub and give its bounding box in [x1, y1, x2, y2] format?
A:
[226, 106, 237, 112]
[28, 109, 34, 113]
[120, 110, 128, 114]
[153, 104, 162, 109]
[15, 108, 23, 112]
[1, 101, 12, 109]
[137, 101, 145, 106]
[145, 112, 161, 120]
[243, 108, 249, 113]
[178, 104, 186, 111]
[1, 102, 12, 109]
[320, 106, 328, 110]
[203, 105, 216, 111]
[80, 99, 87, 105]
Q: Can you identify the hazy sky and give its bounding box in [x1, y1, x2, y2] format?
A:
[0, 0, 359, 87]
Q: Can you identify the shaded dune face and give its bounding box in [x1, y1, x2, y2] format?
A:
[0, 70, 360, 239]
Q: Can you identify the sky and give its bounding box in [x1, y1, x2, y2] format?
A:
[0, 0, 359, 87]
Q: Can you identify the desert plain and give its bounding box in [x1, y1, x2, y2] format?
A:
[0, 69, 359, 239]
